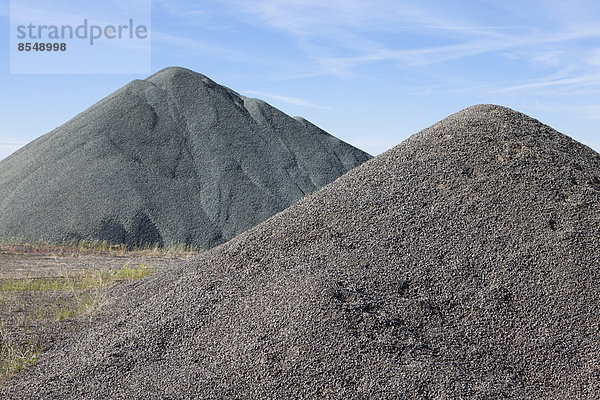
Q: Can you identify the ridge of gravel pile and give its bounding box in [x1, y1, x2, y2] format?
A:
[0, 67, 371, 249]
[6, 104, 600, 399]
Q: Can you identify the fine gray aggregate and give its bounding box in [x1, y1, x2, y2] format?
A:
[6, 105, 600, 399]
[0, 67, 370, 249]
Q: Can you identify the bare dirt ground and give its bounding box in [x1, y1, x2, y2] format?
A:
[0, 245, 194, 387]
[0, 252, 180, 279]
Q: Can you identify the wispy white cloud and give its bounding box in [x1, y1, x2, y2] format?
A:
[8, 2, 141, 26]
[152, 0, 217, 21]
[589, 49, 600, 66]
[492, 72, 600, 93]
[227, 0, 508, 38]
[9, 5, 78, 25]
[523, 51, 564, 68]
[153, 0, 600, 83]
[152, 31, 235, 54]
[479, 0, 600, 32]
[188, 0, 600, 97]
[243, 90, 333, 110]
[315, 26, 600, 75]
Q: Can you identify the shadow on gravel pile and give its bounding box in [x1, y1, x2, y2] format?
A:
[0, 67, 371, 250]
[6, 105, 600, 399]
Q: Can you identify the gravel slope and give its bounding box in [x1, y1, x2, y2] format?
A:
[6, 105, 600, 399]
[0, 67, 371, 249]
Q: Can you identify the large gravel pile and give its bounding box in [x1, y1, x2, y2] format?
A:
[0, 67, 370, 249]
[7, 105, 600, 399]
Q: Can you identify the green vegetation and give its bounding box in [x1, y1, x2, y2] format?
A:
[0, 263, 154, 294]
[0, 239, 201, 258]
[0, 325, 43, 382]
[0, 262, 156, 385]
[0, 239, 195, 386]
[1, 263, 154, 320]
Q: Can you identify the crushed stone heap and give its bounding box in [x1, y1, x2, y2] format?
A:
[0, 67, 371, 249]
[7, 105, 600, 399]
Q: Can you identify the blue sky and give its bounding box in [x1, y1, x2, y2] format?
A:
[1, 0, 599, 160]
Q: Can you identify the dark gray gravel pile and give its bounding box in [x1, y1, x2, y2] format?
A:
[7, 105, 600, 399]
[0, 67, 370, 249]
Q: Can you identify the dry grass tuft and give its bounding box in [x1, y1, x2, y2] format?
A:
[0, 239, 201, 258]
[0, 262, 156, 385]
[0, 323, 42, 382]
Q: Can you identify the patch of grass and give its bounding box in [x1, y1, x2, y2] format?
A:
[0, 324, 43, 382]
[112, 262, 154, 280]
[1, 263, 155, 325]
[0, 262, 156, 385]
[0, 263, 155, 295]
[0, 279, 65, 292]
[0, 239, 201, 258]
[54, 306, 74, 321]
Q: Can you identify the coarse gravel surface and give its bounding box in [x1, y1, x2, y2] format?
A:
[0, 67, 370, 249]
[6, 105, 600, 399]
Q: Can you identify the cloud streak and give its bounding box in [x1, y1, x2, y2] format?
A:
[314, 25, 600, 75]
[150, 0, 600, 88]
[492, 73, 600, 93]
[243, 90, 333, 110]
[209, 0, 600, 83]
[227, 0, 509, 38]
[152, 32, 239, 55]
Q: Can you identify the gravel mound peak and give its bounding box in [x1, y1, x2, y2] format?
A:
[7, 104, 600, 399]
[0, 67, 371, 248]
